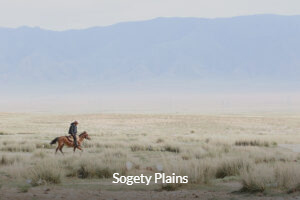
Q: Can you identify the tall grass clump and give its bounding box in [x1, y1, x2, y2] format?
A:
[77, 163, 113, 179]
[156, 138, 164, 143]
[0, 155, 21, 166]
[161, 183, 182, 191]
[32, 151, 47, 159]
[163, 144, 180, 153]
[162, 156, 216, 185]
[130, 144, 146, 152]
[1, 143, 36, 152]
[240, 164, 275, 192]
[215, 158, 251, 178]
[35, 143, 53, 149]
[28, 159, 62, 186]
[66, 153, 127, 179]
[1, 155, 15, 165]
[235, 140, 272, 147]
[275, 163, 300, 193]
[241, 163, 300, 193]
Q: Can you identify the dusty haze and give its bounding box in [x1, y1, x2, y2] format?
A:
[1, 92, 299, 114]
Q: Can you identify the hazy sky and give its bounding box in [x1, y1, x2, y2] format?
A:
[0, 0, 300, 30]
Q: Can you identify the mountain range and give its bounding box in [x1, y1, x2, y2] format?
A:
[1, 14, 300, 94]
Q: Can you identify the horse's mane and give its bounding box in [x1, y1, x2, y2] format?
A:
[79, 131, 87, 137]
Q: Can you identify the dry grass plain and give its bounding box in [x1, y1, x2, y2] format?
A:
[1, 112, 300, 200]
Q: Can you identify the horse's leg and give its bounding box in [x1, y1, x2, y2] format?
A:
[73, 146, 76, 153]
[59, 144, 64, 155]
[55, 145, 59, 154]
[77, 146, 83, 152]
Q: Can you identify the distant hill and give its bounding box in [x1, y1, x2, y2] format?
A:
[1, 15, 300, 94]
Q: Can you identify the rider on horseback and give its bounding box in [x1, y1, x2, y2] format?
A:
[68, 121, 78, 147]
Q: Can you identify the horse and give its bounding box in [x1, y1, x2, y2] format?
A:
[50, 131, 91, 154]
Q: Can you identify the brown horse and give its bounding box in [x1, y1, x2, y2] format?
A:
[50, 131, 91, 154]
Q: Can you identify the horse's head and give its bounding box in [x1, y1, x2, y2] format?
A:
[79, 131, 91, 140]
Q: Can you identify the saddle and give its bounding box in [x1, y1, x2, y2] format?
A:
[66, 135, 79, 142]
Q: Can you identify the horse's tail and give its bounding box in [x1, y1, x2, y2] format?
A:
[50, 137, 59, 145]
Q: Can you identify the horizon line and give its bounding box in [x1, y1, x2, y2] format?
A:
[0, 13, 298, 32]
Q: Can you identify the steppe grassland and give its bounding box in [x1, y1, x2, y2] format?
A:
[1, 113, 300, 192]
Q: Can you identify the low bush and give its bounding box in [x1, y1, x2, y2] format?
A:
[161, 183, 182, 191]
[130, 144, 145, 152]
[0, 155, 20, 166]
[235, 140, 271, 147]
[163, 144, 180, 153]
[156, 138, 164, 143]
[77, 164, 113, 179]
[33, 151, 47, 159]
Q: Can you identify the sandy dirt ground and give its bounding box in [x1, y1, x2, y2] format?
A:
[279, 144, 300, 153]
[1, 184, 300, 200]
